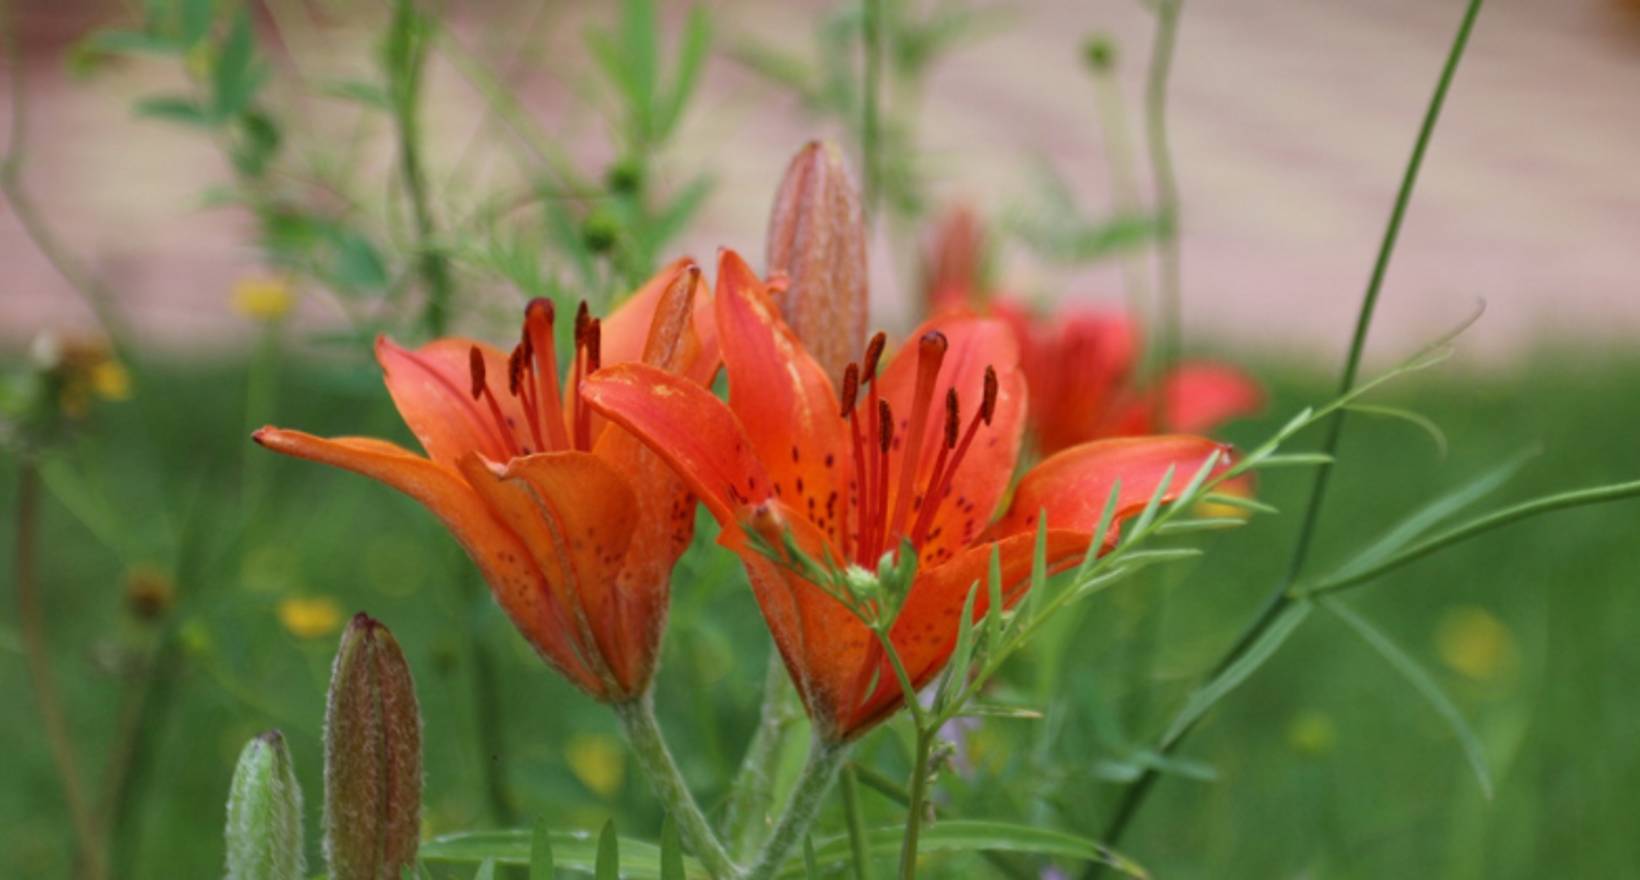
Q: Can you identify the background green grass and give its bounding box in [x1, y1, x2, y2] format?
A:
[3, 345, 1637, 879]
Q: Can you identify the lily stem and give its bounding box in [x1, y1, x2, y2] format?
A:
[15, 462, 109, 880]
[724, 651, 802, 858]
[387, 0, 456, 337]
[614, 694, 741, 880]
[744, 735, 851, 880]
[896, 728, 937, 880]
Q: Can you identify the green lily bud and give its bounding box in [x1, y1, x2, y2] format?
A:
[766, 140, 868, 386]
[324, 612, 423, 880]
[225, 730, 306, 880]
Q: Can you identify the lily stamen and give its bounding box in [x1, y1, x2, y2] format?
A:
[523, 298, 572, 452]
[468, 346, 522, 458]
[887, 331, 948, 546]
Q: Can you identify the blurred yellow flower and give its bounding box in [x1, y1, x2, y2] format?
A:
[233, 276, 296, 322]
[277, 596, 344, 639]
[1286, 709, 1337, 756]
[565, 734, 625, 798]
[1436, 605, 1517, 682]
[30, 331, 130, 419]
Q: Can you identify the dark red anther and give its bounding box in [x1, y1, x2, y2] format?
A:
[507, 345, 525, 396]
[862, 331, 887, 381]
[919, 329, 949, 359]
[574, 300, 591, 344]
[840, 364, 860, 418]
[944, 388, 960, 449]
[877, 399, 894, 454]
[526, 296, 555, 325]
[468, 346, 486, 400]
[585, 318, 602, 373]
[981, 366, 999, 424]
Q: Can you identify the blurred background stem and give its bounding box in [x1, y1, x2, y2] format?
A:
[14, 462, 108, 880]
[1141, 0, 1183, 415]
[386, 0, 456, 337]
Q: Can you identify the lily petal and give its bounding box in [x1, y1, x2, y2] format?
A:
[378, 337, 532, 464]
[716, 249, 851, 548]
[251, 428, 601, 693]
[981, 435, 1233, 544]
[875, 313, 1027, 567]
[582, 362, 772, 531]
[458, 451, 645, 695]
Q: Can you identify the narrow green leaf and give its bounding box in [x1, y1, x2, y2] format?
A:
[1321, 598, 1492, 798]
[657, 6, 712, 138]
[179, 0, 213, 46]
[787, 822, 1128, 878]
[1105, 547, 1202, 570]
[1345, 402, 1449, 459]
[1074, 481, 1123, 584]
[1160, 600, 1311, 748]
[1022, 514, 1052, 627]
[586, 30, 630, 100]
[658, 816, 683, 880]
[475, 858, 498, 880]
[1200, 493, 1278, 515]
[79, 29, 181, 57]
[985, 541, 1005, 651]
[319, 79, 392, 110]
[134, 95, 214, 127]
[951, 704, 1044, 720]
[1154, 517, 1246, 535]
[803, 837, 821, 880]
[596, 821, 620, 880]
[940, 582, 980, 712]
[530, 816, 554, 880]
[213, 5, 265, 118]
[422, 830, 704, 879]
[1247, 452, 1334, 469]
[1327, 452, 1532, 584]
[1120, 465, 1174, 546]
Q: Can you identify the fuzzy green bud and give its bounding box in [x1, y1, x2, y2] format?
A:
[1082, 34, 1117, 73]
[324, 612, 423, 880]
[766, 140, 869, 386]
[225, 730, 306, 880]
[582, 210, 621, 255]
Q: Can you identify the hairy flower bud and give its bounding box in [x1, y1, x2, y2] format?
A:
[225, 730, 306, 880]
[766, 140, 868, 385]
[324, 612, 422, 880]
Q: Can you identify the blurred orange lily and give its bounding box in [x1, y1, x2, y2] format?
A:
[997, 305, 1263, 457]
[254, 260, 715, 702]
[584, 250, 1230, 740]
[922, 205, 1263, 458]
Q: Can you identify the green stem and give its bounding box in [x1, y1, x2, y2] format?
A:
[862, 0, 884, 217]
[1089, 47, 1152, 326]
[896, 729, 937, 880]
[387, 0, 455, 337]
[725, 652, 802, 857]
[614, 694, 741, 880]
[1086, 0, 1487, 870]
[1141, 0, 1183, 410]
[744, 735, 851, 880]
[840, 766, 876, 880]
[15, 463, 109, 880]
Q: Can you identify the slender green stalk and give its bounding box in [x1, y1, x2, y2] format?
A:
[1306, 479, 1640, 597]
[861, 0, 884, 217]
[896, 729, 937, 880]
[725, 652, 803, 857]
[386, 0, 456, 336]
[1141, 0, 1184, 408]
[1087, 0, 1487, 869]
[15, 464, 109, 880]
[840, 766, 876, 880]
[744, 735, 850, 880]
[614, 695, 741, 880]
[1088, 43, 1152, 324]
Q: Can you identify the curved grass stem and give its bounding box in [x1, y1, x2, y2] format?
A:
[1086, 0, 1489, 870]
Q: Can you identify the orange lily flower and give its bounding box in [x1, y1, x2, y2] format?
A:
[253, 260, 715, 702]
[583, 250, 1231, 740]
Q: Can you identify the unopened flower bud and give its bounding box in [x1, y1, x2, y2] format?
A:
[921, 204, 988, 315]
[324, 612, 422, 880]
[1082, 34, 1117, 73]
[766, 141, 868, 385]
[225, 730, 306, 880]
